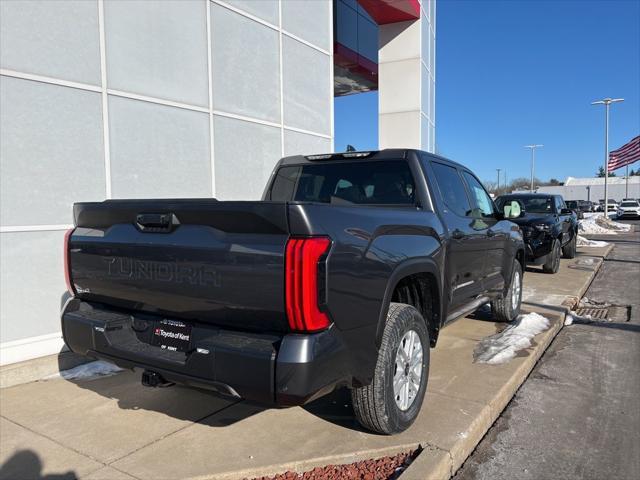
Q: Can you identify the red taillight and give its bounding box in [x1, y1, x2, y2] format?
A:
[64, 228, 76, 295]
[285, 237, 331, 332]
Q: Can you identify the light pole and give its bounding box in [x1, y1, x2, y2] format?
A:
[496, 168, 501, 193]
[524, 144, 543, 191]
[591, 98, 624, 217]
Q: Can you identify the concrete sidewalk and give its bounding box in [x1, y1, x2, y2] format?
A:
[0, 245, 610, 480]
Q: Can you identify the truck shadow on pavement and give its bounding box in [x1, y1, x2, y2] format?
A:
[0, 450, 77, 480]
[59, 364, 370, 432]
[60, 368, 261, 425]
[302, 387, 366, 432]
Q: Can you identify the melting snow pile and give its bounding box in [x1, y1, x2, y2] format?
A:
[579, 214, 632, 235]
[47, 360, 123, 381]
[474, 312, 550, 365]
[576, 235, 610, 247]
[565, 312, 594, 326]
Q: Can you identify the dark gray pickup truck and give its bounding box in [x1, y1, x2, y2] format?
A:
[62, 149, 525, 434]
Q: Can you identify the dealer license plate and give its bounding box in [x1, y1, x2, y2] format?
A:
[151, 319, 192, 352]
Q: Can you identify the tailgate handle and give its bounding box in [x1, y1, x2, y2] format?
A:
[136, 213, 179, 232]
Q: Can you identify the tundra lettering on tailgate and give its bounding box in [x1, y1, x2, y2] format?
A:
[102, 257, 222, 287]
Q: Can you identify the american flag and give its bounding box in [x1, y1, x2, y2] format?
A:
[608, 135, 640, 172]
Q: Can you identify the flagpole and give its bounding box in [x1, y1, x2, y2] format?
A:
[626, 164, 629, 198]
[591, 98, 624, 218]
[605, 102, 609, 217]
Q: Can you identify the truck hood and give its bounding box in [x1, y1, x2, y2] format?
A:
[509, 213, 555, 227]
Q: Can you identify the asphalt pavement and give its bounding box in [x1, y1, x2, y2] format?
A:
[454, 219, 640, 480]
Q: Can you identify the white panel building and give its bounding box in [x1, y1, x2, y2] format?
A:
[536, 176, 640, 202]
[1, 0, 435, 366]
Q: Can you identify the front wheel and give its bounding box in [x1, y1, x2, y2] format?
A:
[491, 259, 523, 322]
[351, 303, 430, 434]
[562, 232, 577, 259]
[543, 239, 561, 274]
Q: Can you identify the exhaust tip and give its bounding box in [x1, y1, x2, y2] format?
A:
[141, 370, 174, 388]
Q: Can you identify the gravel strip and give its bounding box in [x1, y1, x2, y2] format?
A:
[250, 449, 419, 480]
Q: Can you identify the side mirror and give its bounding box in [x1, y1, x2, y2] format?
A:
[504, 200, 525, 219]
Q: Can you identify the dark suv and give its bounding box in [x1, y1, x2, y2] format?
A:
[496, 194, 578, 273]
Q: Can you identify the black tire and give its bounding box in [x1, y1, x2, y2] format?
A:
[491, 259, 523, 322]
[562, 232, 577, 259]
[542, 239, 561, 274]
[351, 303, 430, 435]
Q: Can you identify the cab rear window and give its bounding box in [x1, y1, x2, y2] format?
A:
[268, 160, 416, 205]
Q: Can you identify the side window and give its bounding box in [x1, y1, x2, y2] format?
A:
[431, 162, 472, 217]
[462, 171, 495, 217]
[557, 197, 566, 211]
[269, 166, 300, 201]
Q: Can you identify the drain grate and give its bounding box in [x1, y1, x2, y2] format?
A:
[574, 307, 609, 319]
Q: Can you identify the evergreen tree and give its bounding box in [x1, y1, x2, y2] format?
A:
[597, 166, 616, 177]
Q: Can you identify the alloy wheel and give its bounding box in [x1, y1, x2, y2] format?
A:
[393, 330, 423, 411]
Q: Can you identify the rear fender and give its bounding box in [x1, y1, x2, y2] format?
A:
[375, 258, 443, 348]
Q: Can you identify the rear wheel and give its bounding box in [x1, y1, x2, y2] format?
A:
[351, 303, 430, 434]
[562, 232, 577, 259]
[543, 239, 561, 274]
[491, 259, 522, 322]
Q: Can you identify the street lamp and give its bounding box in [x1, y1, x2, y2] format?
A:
[496, 168, 502, 193]
[524, 144, 543, 191]
[591, 98, 624, 217]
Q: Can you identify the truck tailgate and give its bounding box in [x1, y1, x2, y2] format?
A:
[69, 200, 290, 332]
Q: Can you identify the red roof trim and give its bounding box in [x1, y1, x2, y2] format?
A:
[357, 0, 421, 25]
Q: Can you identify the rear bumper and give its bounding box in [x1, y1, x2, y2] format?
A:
[61, 299, 351, 406]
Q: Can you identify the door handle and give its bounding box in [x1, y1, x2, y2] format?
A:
[451, 229, 465, 240]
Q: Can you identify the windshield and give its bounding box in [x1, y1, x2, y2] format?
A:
[268, 160, 416, 205]
[621, 201, 639, 207]
[496, 196, 555, 214]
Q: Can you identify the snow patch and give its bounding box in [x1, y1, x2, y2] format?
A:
[47, 360, 123, 381]
[576, 235, 610, 248]
[565, 312, 594, 326]
[474, 312, 550, 365]
[579, 214, 632, 235]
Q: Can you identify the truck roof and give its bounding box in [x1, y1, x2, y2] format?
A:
[279, 149, 463, 169]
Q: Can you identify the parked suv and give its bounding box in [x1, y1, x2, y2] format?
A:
[61, 149, 525, 434]
[495, 194, 578, 274]
[617, 199, 640, 218]
[598, 199, 619, 212]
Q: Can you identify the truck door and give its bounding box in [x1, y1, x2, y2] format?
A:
[428, 161, 486, 312]
[461, 171, 507, 294]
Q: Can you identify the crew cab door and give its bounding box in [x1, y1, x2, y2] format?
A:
[428, 161, 486, 312]
[460, 171, 508, 294]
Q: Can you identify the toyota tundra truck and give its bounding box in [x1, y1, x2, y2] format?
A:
[62, 149, 525, 434]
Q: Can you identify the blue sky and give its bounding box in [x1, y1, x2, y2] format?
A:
[334, 0, 640, 184]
